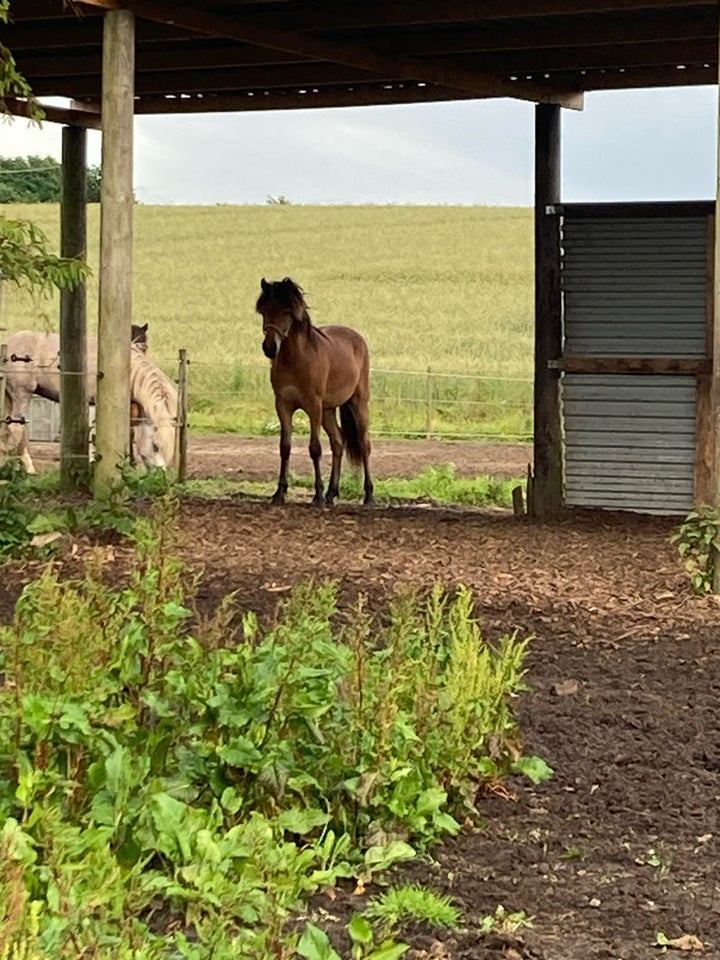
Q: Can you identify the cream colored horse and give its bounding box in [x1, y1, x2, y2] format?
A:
[2, 328, 174, 472]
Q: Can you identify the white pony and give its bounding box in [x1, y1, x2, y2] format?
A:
[129, 347, 179, 470]
[1, 327, 176, 473]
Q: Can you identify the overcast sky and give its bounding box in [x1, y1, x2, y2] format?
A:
[2, 86, 718, 205]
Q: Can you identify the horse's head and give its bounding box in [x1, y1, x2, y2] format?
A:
[131, 400, 166, 470]
[257, 277, 308, 359]
[131, 323, 149, 352]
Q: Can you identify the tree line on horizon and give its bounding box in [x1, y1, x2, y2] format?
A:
[0, 155, 102, 203]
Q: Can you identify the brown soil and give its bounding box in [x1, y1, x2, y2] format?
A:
[5, 437, 720, 959]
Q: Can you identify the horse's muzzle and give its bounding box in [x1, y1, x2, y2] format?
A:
[262, 338, 278, 360]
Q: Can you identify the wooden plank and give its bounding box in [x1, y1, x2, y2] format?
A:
[559, 357, 711, 374]
[59, 124, 90, 492]
[15, 0, 717, 27]
[2, 97, 102, 129]
[532, 103, 563, 517]
[93, 8, 135, 496]
[558, 201, 715, 219]
[74, 0, 585, 108]
[132, 85, 478, 113]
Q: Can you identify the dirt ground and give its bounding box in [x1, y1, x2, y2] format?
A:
[6, 436, 720, 959]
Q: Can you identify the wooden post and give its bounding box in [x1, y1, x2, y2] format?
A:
[712, 55, 720, 589]
[0, 341, 8, 466]
[93, 8, 135, 497]
[176, 348, 188, 481]
[60, 125, 89, 492]
[425, 366, 432, 439]
[532, 103, 563, 518]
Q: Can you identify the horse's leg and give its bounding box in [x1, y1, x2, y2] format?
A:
[272, 399, 294, 505]
[5, 395, 36, 474]
[348, 395, 374, 505]
[307, 401, 325, 506]
[322, 408, 344, 506]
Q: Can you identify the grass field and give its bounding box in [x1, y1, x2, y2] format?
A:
[2, 204, 534, 439]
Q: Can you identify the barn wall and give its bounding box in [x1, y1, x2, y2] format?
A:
[559, 203, 711, 515]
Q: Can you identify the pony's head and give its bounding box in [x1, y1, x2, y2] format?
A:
[257, 277, 309, 359]
[130, 400, 166, 469]
[131, 322, 149, 352]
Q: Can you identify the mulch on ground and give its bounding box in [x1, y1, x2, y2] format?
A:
[3, 438, 720, 959]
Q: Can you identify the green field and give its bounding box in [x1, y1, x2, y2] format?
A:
[2, 204, 534, 439]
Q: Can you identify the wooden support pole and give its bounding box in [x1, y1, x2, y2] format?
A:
[93, 8, 135, 497]
[712, 52, 720, 589]
[176, 348, 188, 481]
[532, 103, 563, 518]
[60, 125, 90, 492]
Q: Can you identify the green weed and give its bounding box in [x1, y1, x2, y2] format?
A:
[671, 507, 720, 594]
[0, 497, 546, 957]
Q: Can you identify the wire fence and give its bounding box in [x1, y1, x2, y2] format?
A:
[12, 356, 533, 477]
[170, 358, 533, 443]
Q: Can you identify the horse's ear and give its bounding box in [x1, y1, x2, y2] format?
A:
[261, 278, 269, 291]
[141, 322, 148, 333]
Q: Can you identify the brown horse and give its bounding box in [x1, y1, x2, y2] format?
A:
[257, 277, 374, 506]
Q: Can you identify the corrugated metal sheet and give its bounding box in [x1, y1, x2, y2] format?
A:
[563, 375, 696, 514]
[559, 209, 707, 514]
[562, 217, 708, 357]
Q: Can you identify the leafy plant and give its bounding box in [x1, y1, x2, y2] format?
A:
[670, 507, 720, 594]
[0, 460, 34, 558]
[365, 884, 461, 935]
[479, 904, 534, 935]
[0, 499, 545, 957]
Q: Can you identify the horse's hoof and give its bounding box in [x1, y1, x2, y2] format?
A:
[270, 493, 286, 505]
[312, 495, 325, 507]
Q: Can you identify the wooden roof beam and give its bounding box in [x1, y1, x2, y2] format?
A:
[382, 9, 717, 57]
[251, 0, 718, 33]
[1, 96, 102, 128]
[74, 0, 584, 108]
[133, 84, 477, 114]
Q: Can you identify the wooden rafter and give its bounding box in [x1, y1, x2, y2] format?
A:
[1, 96, 102, 128]
[13, 0, 716, 28]
[73, 0, 584, 108]
[132, 84, 477, 114]
[250, 0, 718, 32]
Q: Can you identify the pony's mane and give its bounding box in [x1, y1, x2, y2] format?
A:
[257, 277, 315, 333]
[129, 347, 178, 466]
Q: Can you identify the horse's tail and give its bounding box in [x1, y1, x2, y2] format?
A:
[340, 401, 363, 466]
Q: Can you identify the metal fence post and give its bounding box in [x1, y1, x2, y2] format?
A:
[176, 348, 188, 481]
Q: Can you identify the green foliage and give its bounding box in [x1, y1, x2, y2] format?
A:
[0, 501, 543, 956]
[0, 460, 33, 558]
[671, 507, 720, 594]
[365, 884, 461, 935]
[0, 216, 90, 297]
[0, 2, 41, 119]
[0, 156, 103, 204]
[478, 904, 534, 935]
[181, 465, 524, 510]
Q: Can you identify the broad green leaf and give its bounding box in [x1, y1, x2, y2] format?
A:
[297, 923, 342, 960]
[277, 808, 330, 835]
[512, 755, 554, 784]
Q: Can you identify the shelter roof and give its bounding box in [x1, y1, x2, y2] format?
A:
[6, 0, 718, 124]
